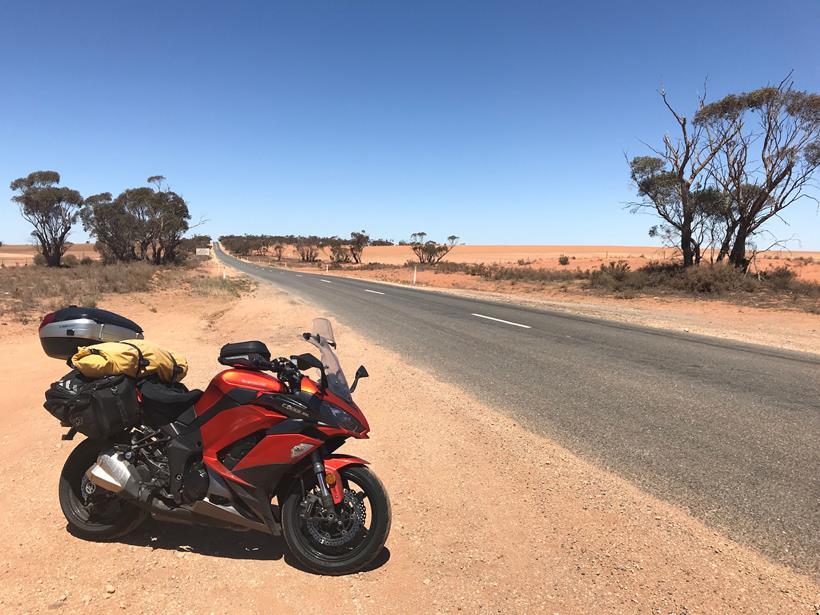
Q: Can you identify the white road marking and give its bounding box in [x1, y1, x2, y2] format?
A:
[471, 313, 531, 329]
[320, 279, 332, 284]
[364, 289, 385, 295]
[295, 274, 303, 277]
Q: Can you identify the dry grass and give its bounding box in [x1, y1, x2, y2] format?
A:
[1, 262, 163, 324]
[187, 274, 255, 297]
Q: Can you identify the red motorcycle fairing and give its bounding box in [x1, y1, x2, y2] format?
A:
[191, 369, 370, 517]
[194, 369, 289, 487]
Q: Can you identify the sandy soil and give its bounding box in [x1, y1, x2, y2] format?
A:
[0, 244, 98, 267]
[0, 261, 817, 614]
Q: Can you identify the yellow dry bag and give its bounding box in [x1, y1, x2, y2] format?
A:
[71, 339, 188, 383]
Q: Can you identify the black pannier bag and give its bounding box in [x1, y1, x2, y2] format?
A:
[44, 370, 140, 439]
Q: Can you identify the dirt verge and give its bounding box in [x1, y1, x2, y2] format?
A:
[0, 261, 816, 614]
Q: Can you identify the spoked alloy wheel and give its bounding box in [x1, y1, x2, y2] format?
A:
[282, 465, 390, 575]
[58, 439, 146, 540]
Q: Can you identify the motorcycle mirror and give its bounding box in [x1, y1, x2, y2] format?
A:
[350, 365, 369, 393]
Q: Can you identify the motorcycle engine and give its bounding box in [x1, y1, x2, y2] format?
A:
[180, 462, 209, 504]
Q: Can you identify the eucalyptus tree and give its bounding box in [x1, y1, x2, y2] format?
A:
[10, 171, 83, 266]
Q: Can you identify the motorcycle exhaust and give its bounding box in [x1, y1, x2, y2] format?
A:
[85, 451, 142, 499]
[87, 452, 271, 534]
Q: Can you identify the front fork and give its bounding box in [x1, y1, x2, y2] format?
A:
[310, 451, 344, 517]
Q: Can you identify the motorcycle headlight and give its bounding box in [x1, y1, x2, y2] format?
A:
[319, 402, 363, 433]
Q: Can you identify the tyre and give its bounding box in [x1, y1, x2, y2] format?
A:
[58, 438, 147, 540]
[281, 465, 391, 575]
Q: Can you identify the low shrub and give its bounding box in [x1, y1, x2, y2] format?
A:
[62, 254, 79, 267]
[189, 275, 254, 297]
[1, 261, 158, 322]
[761, 266, 796, 290]
[33, 253, 46, 266]
[558, 255, 570, 266]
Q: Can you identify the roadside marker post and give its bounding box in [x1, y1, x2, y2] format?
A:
[413, 266, 417, 286]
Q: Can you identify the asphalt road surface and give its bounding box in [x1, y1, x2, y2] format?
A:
[216, 245, 820, 575]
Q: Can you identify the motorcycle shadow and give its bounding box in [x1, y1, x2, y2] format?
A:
[110, 521, 392, 573]
[118, 519, 286, 561]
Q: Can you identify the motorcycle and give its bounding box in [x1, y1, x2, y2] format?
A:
[54, 317, 390, 575]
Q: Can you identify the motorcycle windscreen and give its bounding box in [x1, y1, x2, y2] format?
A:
[303, 318, 352, 402]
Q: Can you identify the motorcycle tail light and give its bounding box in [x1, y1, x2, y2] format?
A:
[39, 312, 56, 330]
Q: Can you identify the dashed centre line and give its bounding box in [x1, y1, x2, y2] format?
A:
[471, 313, 531, 329]
[364, 289, 385, 295]
[320, 279, 333, 284]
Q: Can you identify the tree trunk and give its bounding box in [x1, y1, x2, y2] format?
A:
[681, 227, 694, 267]
[729, 226, 750, 270]
[716, 231, 734, 262]
[46, 250, 62, 267]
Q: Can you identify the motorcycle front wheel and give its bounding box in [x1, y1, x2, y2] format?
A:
[281, 465, 391, 575]
[58, 438, 147, 540]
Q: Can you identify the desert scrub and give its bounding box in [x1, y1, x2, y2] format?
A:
[0, 261, 157, 323]
[427, 261, 585, 283]
[587, 261, 819, 310]
[188, 275, 255, 297]
[401, 259, 819, 311]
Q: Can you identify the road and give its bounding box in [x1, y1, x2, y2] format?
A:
[215, 245, 820, 575]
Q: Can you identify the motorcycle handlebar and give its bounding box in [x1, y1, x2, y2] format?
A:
[270, 357, 302, 391]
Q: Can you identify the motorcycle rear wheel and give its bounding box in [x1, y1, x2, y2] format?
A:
[281, 465, 390, 575]
[58, 438, 147, 540]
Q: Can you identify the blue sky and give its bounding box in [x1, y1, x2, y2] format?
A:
[1, 1, 818, 248]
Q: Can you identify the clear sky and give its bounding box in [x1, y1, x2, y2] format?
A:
[1, 1, 818, 248]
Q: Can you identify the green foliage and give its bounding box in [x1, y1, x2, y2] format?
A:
[329, 241, 352, 263]
[630, 79, 820, 270]
[409, 232, 459, 264]
[9, 170, 83, 266]
[349, 230, 369, 264]
[82, 177, 191, 265]
[62, 254, 79, 268]
[297, 241, 320, 262]
[558, 255, 570, 266]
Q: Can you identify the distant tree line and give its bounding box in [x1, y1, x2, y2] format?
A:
[8, 171, 204, 267]
[220, 231, 461, 265]
[220, 231, 392, 263]
[629, 77, 819, 270]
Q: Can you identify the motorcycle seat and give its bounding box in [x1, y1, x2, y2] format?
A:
[138, 379, 203, 421]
